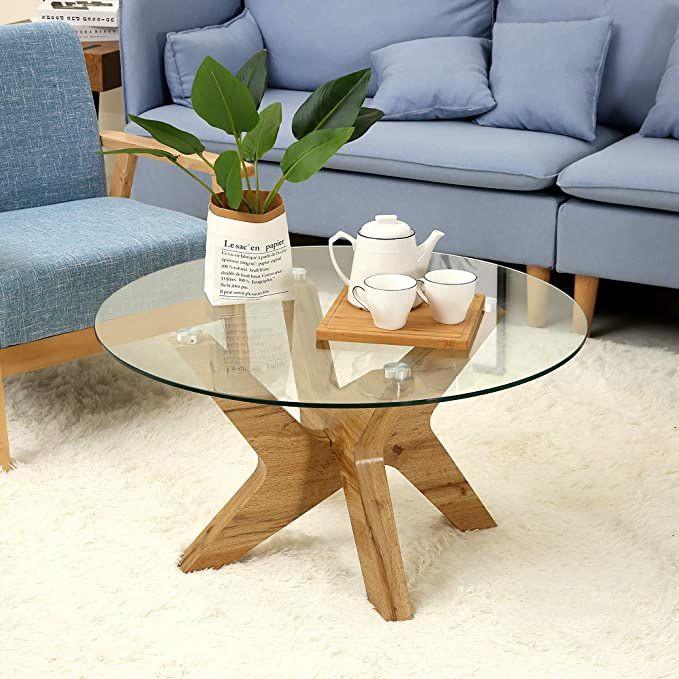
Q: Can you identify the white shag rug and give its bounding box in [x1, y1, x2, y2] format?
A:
[1, 339, 678, 679]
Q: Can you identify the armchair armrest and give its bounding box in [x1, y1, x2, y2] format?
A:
[101, 130, 252, 199]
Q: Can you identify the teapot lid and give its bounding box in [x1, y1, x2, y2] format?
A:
[359, 215, 413, 239]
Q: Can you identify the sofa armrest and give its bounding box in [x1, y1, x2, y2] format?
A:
[120, 0, 242, 118]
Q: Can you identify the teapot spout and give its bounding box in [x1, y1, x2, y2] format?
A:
[416, 229, 445, 270]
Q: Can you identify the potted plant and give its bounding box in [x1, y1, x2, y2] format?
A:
[105, 51, 383, 305]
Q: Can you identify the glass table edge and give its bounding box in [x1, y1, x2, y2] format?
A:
[95, 325, 587, 411]
[94, 250, 589, 410]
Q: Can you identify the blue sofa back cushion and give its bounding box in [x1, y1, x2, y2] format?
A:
[245, 0, 494, 95]
[165, 9, 264, 107]
[477, 18, 612, 143]
[0, 23, 106, 213]
[496, 0, 679, 131]
[371, 37, 495, 121]
[641, 25, 679, 139]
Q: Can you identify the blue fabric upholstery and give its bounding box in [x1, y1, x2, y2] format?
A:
[244, 0, 493, 95]
[558, 134, 679, 213]
[477, 18, 613, 142]
[120, 0, 242, 117]
[371, 37, 495, 121]
[0, 23, 106, 212]
[557, 199, 679, 288]
[131, 157, 564, 269]
[165, 9, 263, 107]
[640, 25, 679, 139]
[496, 0, 679, 131]
[129, 91, 623, 192]
[0, 198, 206, 348]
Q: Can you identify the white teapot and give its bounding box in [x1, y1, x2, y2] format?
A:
[329, 215, 444, 308]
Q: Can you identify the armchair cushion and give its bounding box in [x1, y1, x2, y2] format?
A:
[0, 198, 206, 348]
[0, 23, 106, 213]
[165, 9, 264, 107]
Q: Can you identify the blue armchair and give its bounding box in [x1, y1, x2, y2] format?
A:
[0, 22, 217, 471]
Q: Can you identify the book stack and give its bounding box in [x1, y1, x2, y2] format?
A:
[34, 1, 119, 42]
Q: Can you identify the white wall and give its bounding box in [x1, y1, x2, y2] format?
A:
[0, 0, 126, 159]
[0, 0, 38, 23]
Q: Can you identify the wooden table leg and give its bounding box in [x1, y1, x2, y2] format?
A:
[384, 404, 496, 531]
[179, 398, 342, 572]
[325, 407, 414, 621]
[180, 397, 494, 622]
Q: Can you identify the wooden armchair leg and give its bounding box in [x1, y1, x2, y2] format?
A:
[0, 367, 11, 472]
[109, 154, 138, 199]
[574, 275, 599, 332]
[526, 265, 551, 327]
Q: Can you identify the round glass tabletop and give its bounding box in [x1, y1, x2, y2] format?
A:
[95, 247, 587, 409]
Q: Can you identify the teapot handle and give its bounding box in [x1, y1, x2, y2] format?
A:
[328, 231, 355, 287]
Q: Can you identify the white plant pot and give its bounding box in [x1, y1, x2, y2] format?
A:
[204, 191, 294, 306]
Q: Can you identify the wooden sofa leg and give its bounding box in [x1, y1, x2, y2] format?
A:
[574, 275, 599, 332]
[0, 367, 11, 472]
[526, 266, 551, 327]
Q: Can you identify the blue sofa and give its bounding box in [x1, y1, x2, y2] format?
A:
[120, 0, 679, 324]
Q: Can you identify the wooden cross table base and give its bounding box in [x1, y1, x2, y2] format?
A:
[179, 397, 496, 621]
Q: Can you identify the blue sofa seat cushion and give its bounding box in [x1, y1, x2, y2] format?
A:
[557, 134, 679, 213]
[130, 90, 623, 192]
[0, 197, 206, 348]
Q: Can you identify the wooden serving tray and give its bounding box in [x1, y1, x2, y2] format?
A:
[316, 287, 486, 351]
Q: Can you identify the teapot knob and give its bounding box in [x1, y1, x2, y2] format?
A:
[375, 214, 398, 224]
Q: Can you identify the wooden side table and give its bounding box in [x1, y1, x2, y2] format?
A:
[82, 41, 121, 113]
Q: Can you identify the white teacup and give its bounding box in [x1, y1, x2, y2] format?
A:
[352, 274, 417, 330]
[417, 269, 477, 324]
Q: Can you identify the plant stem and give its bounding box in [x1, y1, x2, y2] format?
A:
[171, 159, 226, 209]
[262, 173, 286, 213]
[255, 158, 261, 212]
[234, 134, 254, 194]
[198, 150, 255, 213]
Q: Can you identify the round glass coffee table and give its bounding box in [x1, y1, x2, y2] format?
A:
[96, 247, 587, 621]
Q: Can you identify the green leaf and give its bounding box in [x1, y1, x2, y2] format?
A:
[192, 56, 259, 137]
[281, 127, 353, 183]
[128, 115, 205, 155]
[241, 102, 282, 162]
[99, 148, 178, 160]
[236, 49, 268, 109]
[214, 150, 243, 209]
[348, 107, 384, 142]
[291, 69, 371, 140]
